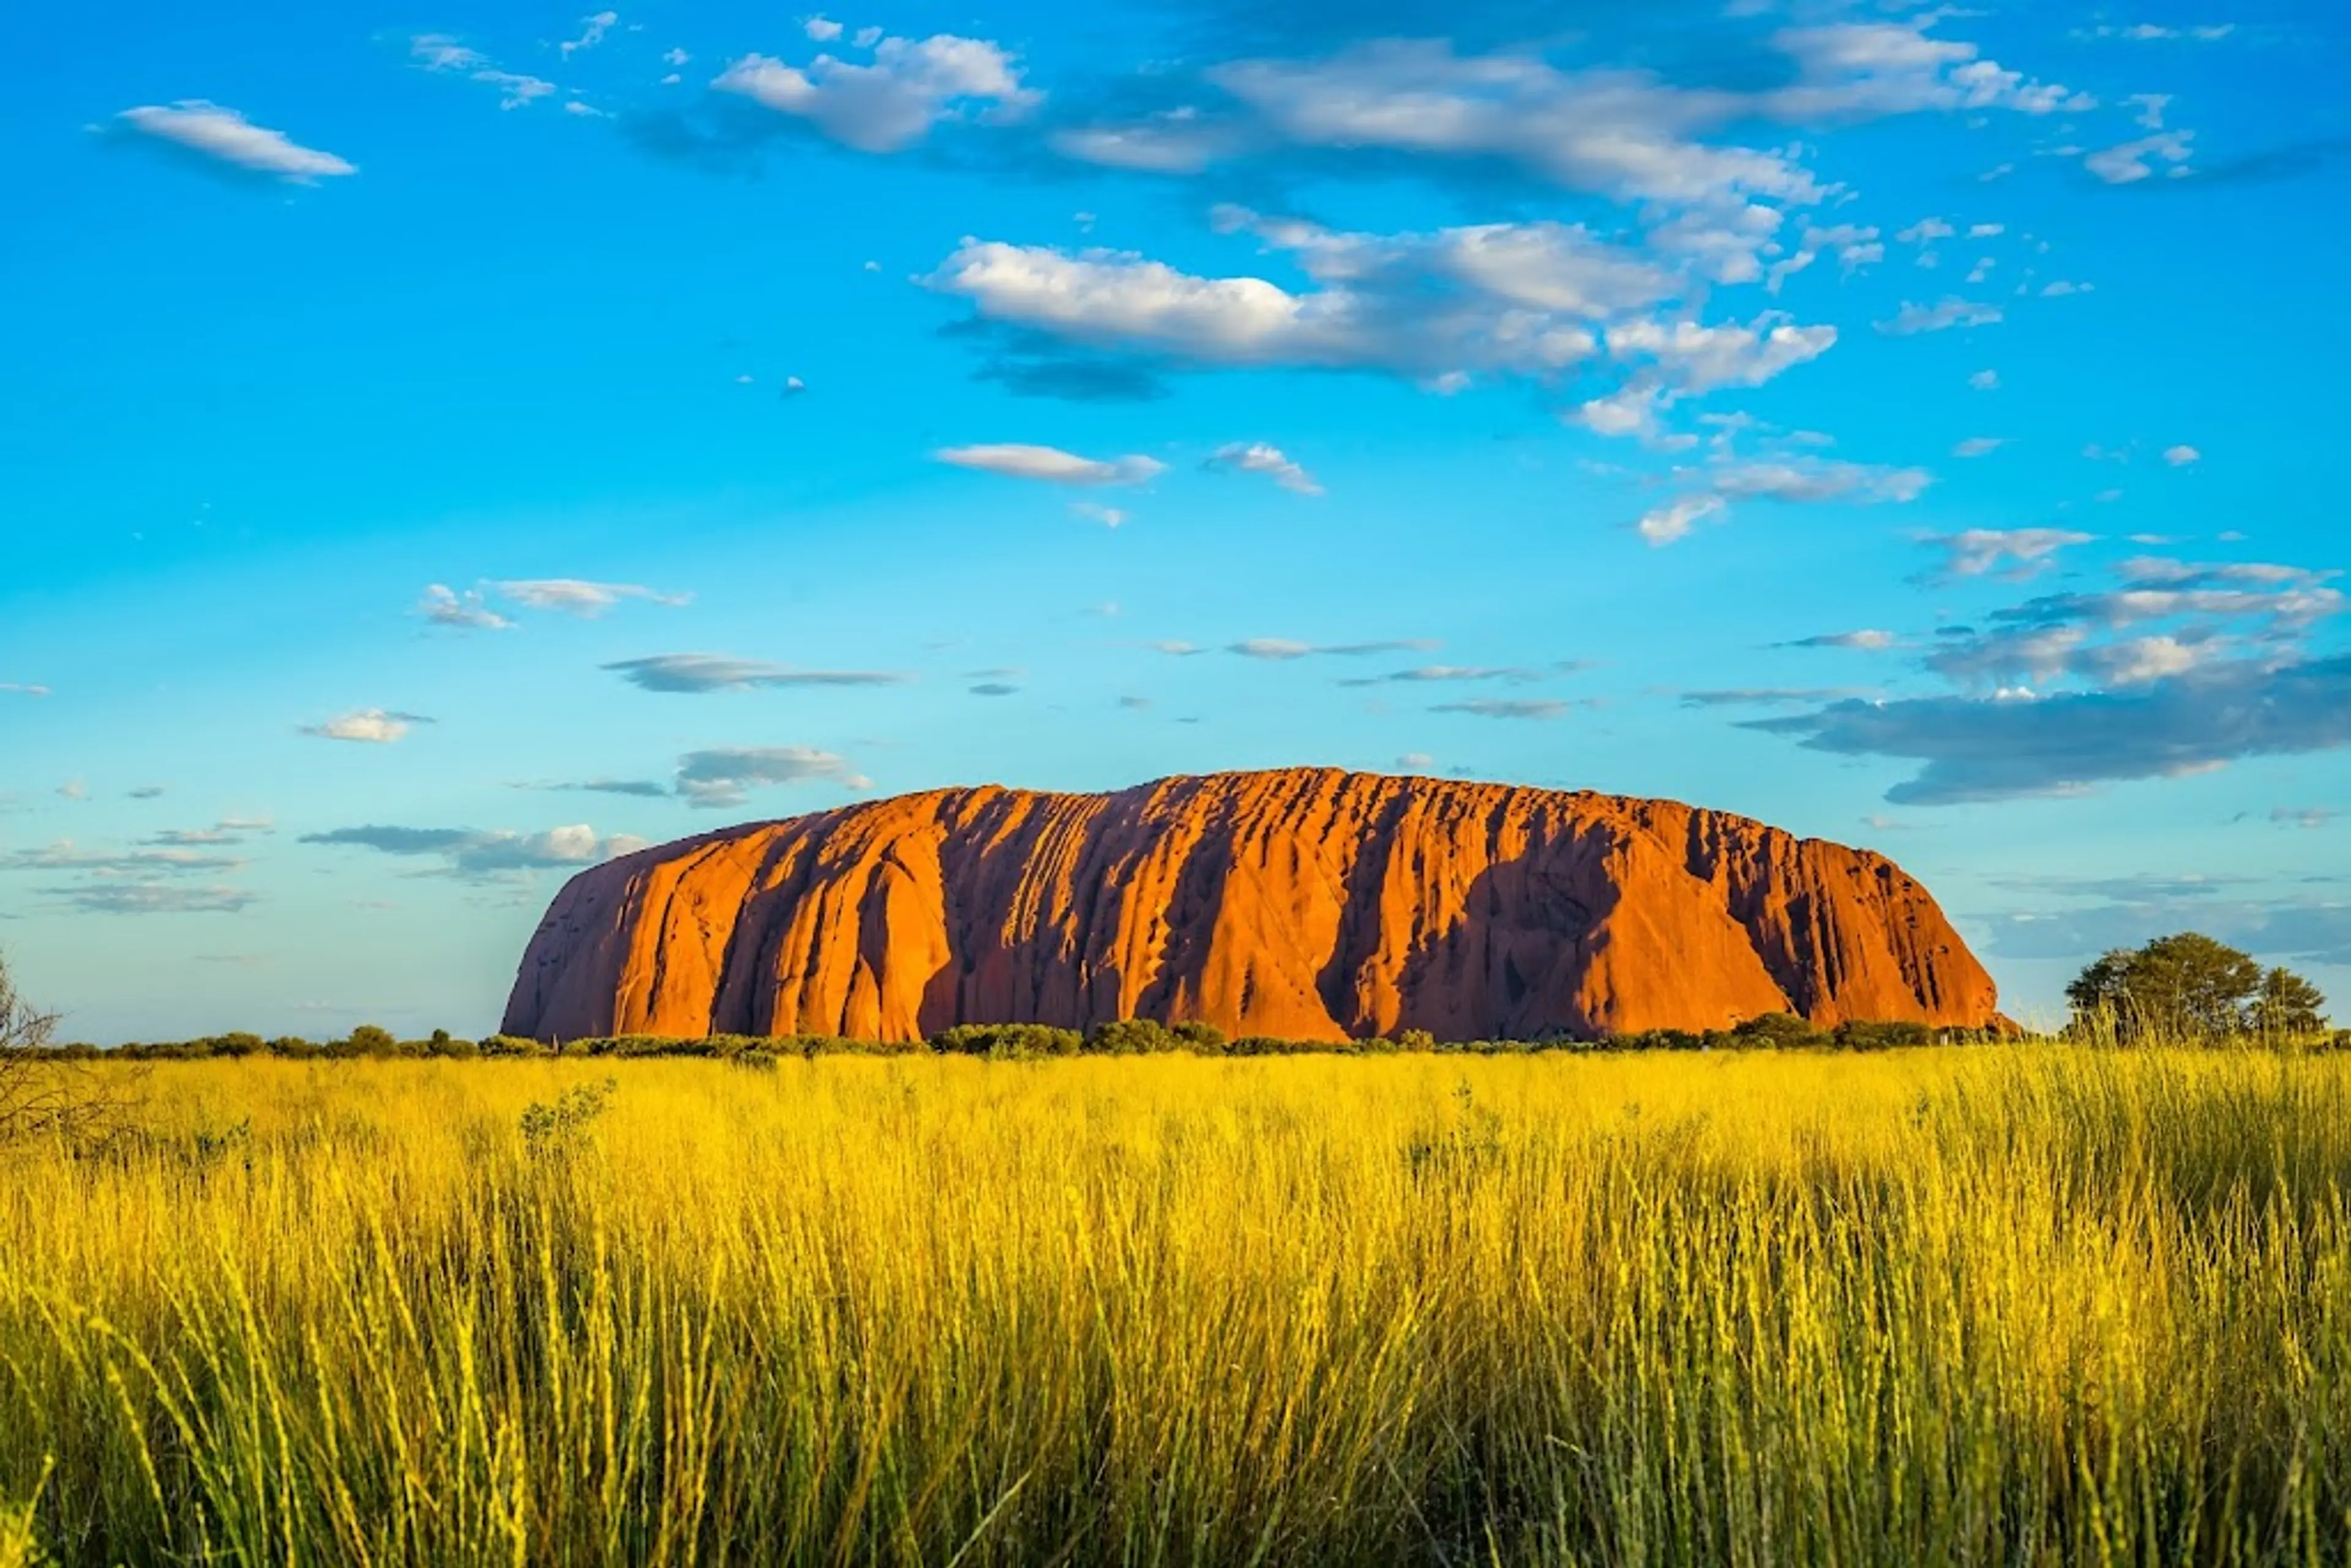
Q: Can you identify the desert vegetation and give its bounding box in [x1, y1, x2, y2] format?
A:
[2, 1042, 2351, 1564]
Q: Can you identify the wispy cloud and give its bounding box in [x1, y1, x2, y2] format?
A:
[301, 823, 648, 877]
[1922, 528, 2093, 580]
[494, 579, 692, 616]
[1228, 637, 1439, 661]
[558, 10, 618, 58]
[1432, 699, 1579, 720]
[1339, 666, 1542, 686]
[602, 655, 909, 693]
[299, 708, 432, 744]
[1876, 297, 2003, 336]
[0, 683, 49, 697]
[1786, 629, 1899, 651]
[109, 101, 356, 182]
[935, 443, 1166, 486]
[674, 747, 870, 809]
[411, 34, 557, 109]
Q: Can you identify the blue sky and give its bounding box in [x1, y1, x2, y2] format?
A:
[2, 0, 2345, 1041]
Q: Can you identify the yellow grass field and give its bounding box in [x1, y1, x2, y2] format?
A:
[4, 1048, 2350, 1566]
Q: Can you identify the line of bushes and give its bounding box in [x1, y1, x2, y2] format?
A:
[31, 1012, 2054, 1063]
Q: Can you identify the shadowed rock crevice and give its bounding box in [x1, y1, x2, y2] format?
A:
[502, 768, 2001, 1042]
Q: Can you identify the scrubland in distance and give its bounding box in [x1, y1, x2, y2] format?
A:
[4, 1048, 2351, 1566]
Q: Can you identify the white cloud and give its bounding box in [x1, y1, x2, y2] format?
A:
[675, 747, 869, 808]
[1952, 437, 2007, 458]
[493, 579, 691, 615]
[663, 47, 690, 66]
[0, 683, 48, 697]
[804, 15, 844, 42]
[299, 708, 432, 744]
[1895, 216, 1955, 246]
[713, 34, 1038, 153]
[1206, 441, 1322, 495]
[1204, 40, 1825, 206]
[2073, 23, 2235, 42]
[301, 822, 647, 877]
[1877, 297, 2003, 335]
[417, 584, 514, 630]
[1431, 699, 1576, 720]
[602, 655, 907, 692]
[1602, 316, 1839, 393]
[1792, 629, 1899, 650]
[1071, 500, 1129, 528]
[559, 10, 618, 58]
[2124, 92, 2172, 130]
[936, 443, 1166, 486]
[1967, 222, 2005, 238]
[2163, 444, 2202, 467]
[2085, 130, 2194, 184]
[1924, 527, 2094, 579]
[1968, 369, 2000, 390]
[1397, 752, 1436, 771]
[1228, 637, 1439, 660]
[1711, 459, 1930, 503]
[411, 35, 558, 109]
[2039, 280, 2092, 297]
[111, 102, 356, 183]
[1635, 494, 1724, 546]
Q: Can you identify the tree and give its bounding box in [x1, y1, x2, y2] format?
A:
[2066, 932, 2323, 1043]
[2250, 966, 2329, 1039]
[0, 949, 113, 1144]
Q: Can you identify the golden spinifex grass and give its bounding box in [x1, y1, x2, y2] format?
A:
[3, 1049, 2350, 1566]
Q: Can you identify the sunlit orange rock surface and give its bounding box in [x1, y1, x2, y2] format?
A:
[502, 768, 2000, 1043]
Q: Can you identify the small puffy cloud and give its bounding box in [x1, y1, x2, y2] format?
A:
[2163, 445, 2202, 467]
[1637, 494, 1726, 546]
[418, 584, 514, 630]
[301, 823, 648, 877]
[1206, 441, 1322, 495]
[2085, 130, 2194, 184]
[1895, 217, 1955, 246]
[1967, 223, 2006, 239]
[2039, 280, 2092, 298]
[1923, 528, 2093, 579]
[1071, 500, 1129, 528]
[1877, 297, 2003, 336]
[804, 16, 843, 41]
[110, 101, 356, 183]
[1397, 752, 1436, 771]
[603, 654, 907, 693]
[493, 579, 691, 616]
[712, 34, 1038, 154]
[300, 708, 432, 744]
[1952, 437, 2008, 458]
[1228, 637, 1439, 660]
[1968, 369, 2000, 391]
[1431, 699, 1577, 720]
[675, 747, 870, 808]
[936, 443, 1166, 486]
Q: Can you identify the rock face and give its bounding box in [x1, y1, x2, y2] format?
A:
[503, 768, 2000, 1043]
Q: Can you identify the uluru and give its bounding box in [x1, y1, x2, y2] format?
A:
[502, 767, 2000, 1043]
